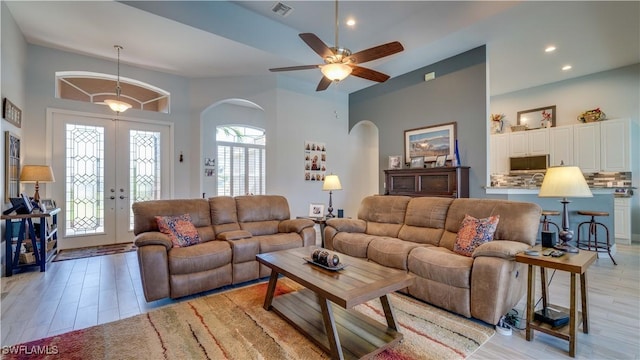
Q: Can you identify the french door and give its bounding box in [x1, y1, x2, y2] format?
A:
[50, 111, 172, 249]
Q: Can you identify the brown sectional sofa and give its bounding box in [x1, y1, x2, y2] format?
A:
[132, 195, 315, 302]
[324, 195, 542, 325]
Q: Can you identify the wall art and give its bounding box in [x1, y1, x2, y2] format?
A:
[3, 98, 22, 128]
[5, 131, 20, 202]
[304, 141, 326, 181]
[404, 122, 456, 163]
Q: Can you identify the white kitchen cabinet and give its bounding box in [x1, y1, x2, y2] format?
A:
[509, 128, 549, 157]
[490, 133, 510, 174]
[614, 197, 631, 243]
[600, 119, 630, 172]
[573, 122, 600, 173]
[549, 125, 574, 166]
[573, 119, 631, 173]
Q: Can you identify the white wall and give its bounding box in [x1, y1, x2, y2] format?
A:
[491, 64, 640, 239]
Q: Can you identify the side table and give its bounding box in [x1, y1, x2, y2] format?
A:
[296, 216, 327, 247]
[515, 245, 597, 357]
[2, 208, 60, 276]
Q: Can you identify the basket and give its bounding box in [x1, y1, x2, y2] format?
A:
[510, 125, 527, 132]
[578, 110, 606, 123]
[19, 252, 36, 264]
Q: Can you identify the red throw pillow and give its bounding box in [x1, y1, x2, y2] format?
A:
[454, 214, 500, 257]
[155, 214, 201, 248]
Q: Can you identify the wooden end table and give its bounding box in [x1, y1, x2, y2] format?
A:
[256, 246, 415, 360]
[296, 216, 328, 247]
[516, 245, 597, 357]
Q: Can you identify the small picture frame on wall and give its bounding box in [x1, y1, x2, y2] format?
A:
[308, 203, 325, 218]
[3, 98, 22, 128]
[410, 157, 424, 169]
[388, 155, 402, 169]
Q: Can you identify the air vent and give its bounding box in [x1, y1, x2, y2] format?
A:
[271, 2, 293, 17]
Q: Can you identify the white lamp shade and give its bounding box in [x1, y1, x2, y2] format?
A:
[538, 165, 592, 198]
[322, 174, 343, 191]
[105, 99, 132, 113]
[320, 63, 352, 81]
[20, 165, 55, 183]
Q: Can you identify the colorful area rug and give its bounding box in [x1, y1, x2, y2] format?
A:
[52, 243, 136, 262]
[3, 278, 494, 359]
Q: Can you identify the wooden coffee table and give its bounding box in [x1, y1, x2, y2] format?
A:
[256, 246, 415, 360]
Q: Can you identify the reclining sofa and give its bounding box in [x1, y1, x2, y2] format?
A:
[132, 195, 315, 301]
[324, 195, 541, 325]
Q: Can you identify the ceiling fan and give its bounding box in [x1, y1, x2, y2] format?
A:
[269, 0, 404, 91]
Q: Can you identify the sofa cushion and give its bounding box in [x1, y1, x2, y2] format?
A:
[332, 232, 376, 258]
[258, 233, 303, 253]
[440, 198, 541, 250]
[368, 237, 426, 270]
[156, 214, 202, 247]
[358, 195, 410, 237]
[209, 196, 241, 234]
[454, 214, 500, 257]
[133, 199, 213, 239]
[168, 240, 231, 275]
[408, 247, 473, 289]
[398, 197, 453, 246]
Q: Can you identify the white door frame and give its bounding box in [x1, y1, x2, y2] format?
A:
[46, 108, 175, 249]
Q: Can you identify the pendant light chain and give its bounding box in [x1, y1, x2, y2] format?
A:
[115, 45, 123, 99]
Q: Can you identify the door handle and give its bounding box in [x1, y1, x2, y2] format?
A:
[119, 195, 127, 200]
[110, 196, 116, 200]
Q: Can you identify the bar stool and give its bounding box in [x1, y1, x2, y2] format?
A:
[540, 210, 561, 233]
[576, 210, 616, 265]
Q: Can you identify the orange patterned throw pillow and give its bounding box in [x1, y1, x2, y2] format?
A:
[454, 214, 500, 257]
[155, 214, 201, 247]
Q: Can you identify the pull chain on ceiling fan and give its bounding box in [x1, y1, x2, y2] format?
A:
[269, 0, 404, 91]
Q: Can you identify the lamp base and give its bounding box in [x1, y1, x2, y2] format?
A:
[554, 243, 579, 253]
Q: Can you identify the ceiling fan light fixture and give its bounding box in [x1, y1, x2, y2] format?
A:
[320, 63, 352, 81]
[104, 99, 132, 113]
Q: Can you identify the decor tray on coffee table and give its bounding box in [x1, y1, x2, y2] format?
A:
[256, 246, 415, 360]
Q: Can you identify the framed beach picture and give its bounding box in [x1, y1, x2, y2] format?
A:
[404, 122, 456, 163]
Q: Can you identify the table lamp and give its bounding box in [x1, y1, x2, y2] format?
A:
[538, 163, 592, 253]
[322, 174, 342, 218]
[19, 165, 55, 202]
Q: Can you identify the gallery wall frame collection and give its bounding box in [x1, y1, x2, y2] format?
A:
[304, 141, 326, 181]
[404, 122, 456, 164]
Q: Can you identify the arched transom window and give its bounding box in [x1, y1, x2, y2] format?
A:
[56, 71, 170, 113]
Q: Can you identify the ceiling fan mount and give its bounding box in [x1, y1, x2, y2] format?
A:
[269, 0, 404, 91]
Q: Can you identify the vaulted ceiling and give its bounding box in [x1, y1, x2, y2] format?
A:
[5, 1, 639, 95]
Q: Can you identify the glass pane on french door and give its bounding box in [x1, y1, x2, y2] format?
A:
[51, 111, 170, 249]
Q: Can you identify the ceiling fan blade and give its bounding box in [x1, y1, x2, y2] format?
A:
[299, 33, 335, 58]
[269, 65, 321, 72]
[316, 77, 332, 91]
[349, 41, 404, 64]
[350, 65, 390, 83]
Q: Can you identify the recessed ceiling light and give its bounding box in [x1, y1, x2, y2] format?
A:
[545, 46, 556, 53]
[562, 65, 572, 71]
[346, 18, 356, 27]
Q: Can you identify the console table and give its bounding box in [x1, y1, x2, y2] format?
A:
[384, 167, 469, 198]
[2, 208, 60, 276]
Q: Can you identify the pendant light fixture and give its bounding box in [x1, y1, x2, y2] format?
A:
[105, 45, 132, 114]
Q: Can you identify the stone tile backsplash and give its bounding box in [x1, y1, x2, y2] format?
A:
[490, 172, 633, 188]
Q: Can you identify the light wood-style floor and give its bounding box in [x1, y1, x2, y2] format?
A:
[2, 242, 639, 359]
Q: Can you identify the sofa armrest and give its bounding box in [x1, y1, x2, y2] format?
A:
[325, 218, 366, 233]
[279, 218, 315, 233]
[134, 231, 173, 251]
[472, 240, 530, 260]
